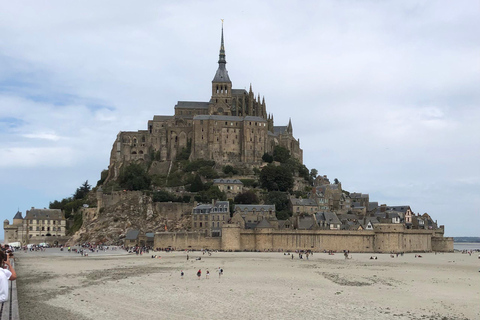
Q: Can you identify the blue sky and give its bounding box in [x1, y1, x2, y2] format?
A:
[1, 1, 479, 239]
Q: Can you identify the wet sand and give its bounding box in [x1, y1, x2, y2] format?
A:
[15, 249, 480, 320]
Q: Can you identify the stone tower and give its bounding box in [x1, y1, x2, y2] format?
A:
[209, 22, 232, 116]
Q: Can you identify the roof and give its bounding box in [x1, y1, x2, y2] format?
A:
[232, 89, 248, 95]
[290, 198, 317, 206]
[146, 232, 155, 239]
[368, 202, 378, 211]
[212, 64, 230, 83]
[236, 204, 275, 212]
[385, 206, 410, 213]
[13, 211, 23, 220]
[273, 126, 287, 135]
[322, 212, 342, 225]
[125, 230, 140, 240]
[193, 201, 229, 214]
[255, 219, 273, 229]
[152, 115, 174, 121]
[175, 101, 209, 109]
[213, 179, 243, 185]
[25, 208, 64, 220]
[297, 216, 316, 230]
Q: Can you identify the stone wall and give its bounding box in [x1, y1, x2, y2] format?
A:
[154, 231, 221, 250]
[431, 236, 454, 252]
[155, 223, 453, 253]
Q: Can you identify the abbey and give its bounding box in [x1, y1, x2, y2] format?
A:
[108, 26, 302, 179]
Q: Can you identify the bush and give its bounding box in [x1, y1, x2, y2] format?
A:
[184, 159, 215, 172]
[260, 164, 294, 192]
[118, 163, 151, 191]
[273, 146, 290, 163]
[223, 165, 238, 175]
[262, 153, 273, 163]
[234, 190, 259, 204]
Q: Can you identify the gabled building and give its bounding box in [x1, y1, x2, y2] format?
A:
[213, 179, 243, 197]
[191, 200, 230, 236]
[290, 197, 318, 216]
[234, 204, 276, 225]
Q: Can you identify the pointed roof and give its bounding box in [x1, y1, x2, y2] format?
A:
[287, 118, 293, 134]
[13, 211, 23, 220]
[212, 21, 231, 83]
[255, 219, 273, 229]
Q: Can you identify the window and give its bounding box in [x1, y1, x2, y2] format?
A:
[200, 222, 203, 227]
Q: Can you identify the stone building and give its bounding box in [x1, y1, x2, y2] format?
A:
[213, 179, 243, 197]
[289, 198, 318, 216]
[107, 25, 302, 181]
[234, 204, 276, 227]
[3, 208, 66, 245]
[191, 200, 230, 237]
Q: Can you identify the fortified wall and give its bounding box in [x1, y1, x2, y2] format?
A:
[154, 223, 453, 253]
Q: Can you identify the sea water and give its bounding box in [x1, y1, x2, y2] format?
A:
[453, 242, 480, 251]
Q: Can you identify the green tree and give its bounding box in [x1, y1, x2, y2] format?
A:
[73, 180, 91, 200]
[262, 153, 273, 163]
[118, 163, 151, 191]
[190, 174, 204, 192]
[264, 191, 291, 220]
[334, 178, 340, 185]
[260, 164, 294, 192]
[152, 190, 177, 202]
[176, 139, 192, 161]
[222, 165, 238, 175]
[273, 146, 290, 163]
[310, 168, 318, 181]
[195, 186, 226, 202]
[234, 190, 259, 204]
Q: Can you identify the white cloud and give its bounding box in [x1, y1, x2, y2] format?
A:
[0, 1, 479, 237]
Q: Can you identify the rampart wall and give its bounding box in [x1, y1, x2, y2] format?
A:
[155, 223, 453, 253]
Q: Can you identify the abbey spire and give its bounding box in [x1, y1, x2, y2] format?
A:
[212, 20, 231, 83]
[210, 20, 232, 115]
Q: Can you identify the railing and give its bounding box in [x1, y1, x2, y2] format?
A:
[0, 260, 20, 320]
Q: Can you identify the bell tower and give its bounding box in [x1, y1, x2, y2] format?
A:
[210, 20, 232, 115]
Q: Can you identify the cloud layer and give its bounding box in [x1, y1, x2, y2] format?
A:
[1, 1, 478, 237]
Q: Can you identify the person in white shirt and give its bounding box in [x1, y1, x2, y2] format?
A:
[0, 250, 17, 302]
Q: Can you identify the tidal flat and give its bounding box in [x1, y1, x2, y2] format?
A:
[15, 249, 480, 320]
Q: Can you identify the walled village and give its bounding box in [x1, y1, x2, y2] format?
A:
[4, 26, 453, 253]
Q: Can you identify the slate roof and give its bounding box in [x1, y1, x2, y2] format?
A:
[273, 126, 287, 135]
[175, 101, 209, 109]
[193, 115, 265, 122]
[368, 202, 378, 211]
[316, 212, 341, 225]
[146, 232, 155, 239]
[25, 208, 64, 220]
[213, 179, 243, 185]
[193, 201, 229, 214]
[290, 198, 317, 206]
[256, 219, 273, 229]
[232, 89, 248, 95]
[297, 216, 316, 230]
[152, 115, 174, 121]
[235, 204, 275, 212]
[385, 206, 410, 213]
[13, 211, 23, 219]
[125, 230, 140, 240]
[213, 64, 230, 82]
[323, 212, 341, 225]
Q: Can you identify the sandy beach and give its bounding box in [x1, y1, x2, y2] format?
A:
[15, 249, 479, 320]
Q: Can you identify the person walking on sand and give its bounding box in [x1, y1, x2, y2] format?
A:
[197, 269, 201, 279]
[181, 270, 184, 279]
[206, 270, 210, 279]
